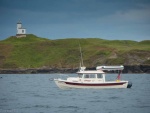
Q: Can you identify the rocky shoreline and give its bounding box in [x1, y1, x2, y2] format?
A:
[0, 65, 150, 74]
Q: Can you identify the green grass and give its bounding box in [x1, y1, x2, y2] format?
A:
[0, 34, 150, 69]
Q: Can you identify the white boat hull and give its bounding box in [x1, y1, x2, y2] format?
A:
[54, 79, 129, 89]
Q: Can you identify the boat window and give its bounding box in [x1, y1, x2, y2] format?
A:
[84, 74, 95, 78]
[84, 74, 89, 78]
[97, 74, 103, 78]
[89, 74, 95, 78]
[78, 74, 83, 78]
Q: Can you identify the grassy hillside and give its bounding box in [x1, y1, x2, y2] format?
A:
[0, 34, 150, 69]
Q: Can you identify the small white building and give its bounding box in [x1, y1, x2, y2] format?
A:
[16, 20, 26, 38]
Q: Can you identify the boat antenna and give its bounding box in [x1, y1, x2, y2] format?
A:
[79, 43, 84, 67]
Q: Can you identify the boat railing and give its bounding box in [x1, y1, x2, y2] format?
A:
[57, 74, 69, 80]
[49, 74, 69, 81]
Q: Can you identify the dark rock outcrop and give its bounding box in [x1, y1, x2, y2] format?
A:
[0, 65, 149, 74]
[122, 65, 150, 73]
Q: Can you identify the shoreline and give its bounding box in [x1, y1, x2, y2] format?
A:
[0, 65, 150, 74]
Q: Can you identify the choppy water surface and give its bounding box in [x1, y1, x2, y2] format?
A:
[0, 74, 150, 113]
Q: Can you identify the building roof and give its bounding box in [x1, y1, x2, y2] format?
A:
[17, 22, 22, 24]
[17, 20, 22, 24]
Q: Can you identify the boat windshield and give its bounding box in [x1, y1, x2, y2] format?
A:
[97, 74, 103, 78]
[84, 74, 96, 78]
[78, 74, 82, 78]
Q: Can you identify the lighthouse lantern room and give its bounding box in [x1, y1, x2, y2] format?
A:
[16, 20, 26, 38]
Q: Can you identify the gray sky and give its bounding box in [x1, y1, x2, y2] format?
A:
[0, 0, 150, 41]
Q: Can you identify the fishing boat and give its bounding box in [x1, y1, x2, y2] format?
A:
[54, 45, 132, 89]
[54, 65, 132, 89]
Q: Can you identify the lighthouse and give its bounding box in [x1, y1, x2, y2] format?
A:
[16, 20, 26, 38]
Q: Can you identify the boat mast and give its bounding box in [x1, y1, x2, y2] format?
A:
[78, 44, 86, 71]
[79, 44, 84, 67]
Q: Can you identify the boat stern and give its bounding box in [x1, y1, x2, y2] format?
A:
[127, 81, 132, 88]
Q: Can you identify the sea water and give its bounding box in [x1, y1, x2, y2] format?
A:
[0, 74, 150, 113]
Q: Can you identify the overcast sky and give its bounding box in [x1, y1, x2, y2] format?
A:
[0, 0, 150, 41]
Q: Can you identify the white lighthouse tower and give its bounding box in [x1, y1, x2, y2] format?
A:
[16, 20, 26, 38]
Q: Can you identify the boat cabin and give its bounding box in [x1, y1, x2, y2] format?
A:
[76, 70, 105, 83]
[66, 66, 124, 83]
